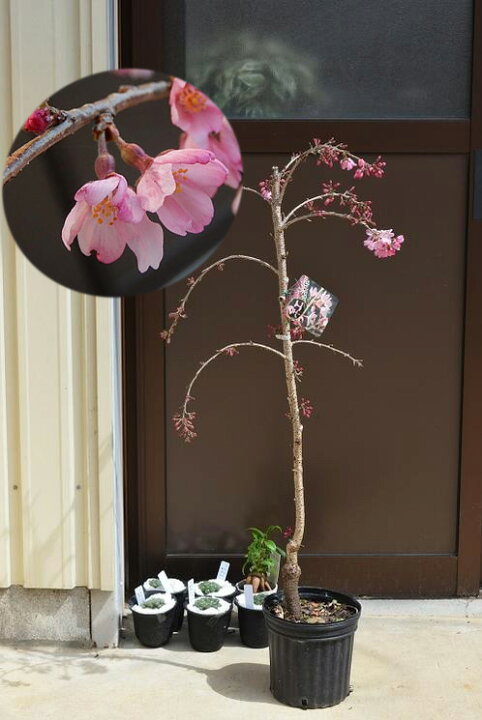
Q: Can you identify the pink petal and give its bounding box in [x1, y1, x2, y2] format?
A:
[137, 163, 176, 212]
[155, 148, 215, 166]
[158, 183, 214, 236]
[62, 200, 90, 248]
[169, 77, 187, 128]
[118, 187, 147, 223]
[76, 216, 127, 264]
[181, 122, 242, 189]
[124, 214, 164, 272]
[179, 158, 228, 198]
[170, 77, 223, 139]
[156, 194, 194, 236]
[75, 174, 124, 206]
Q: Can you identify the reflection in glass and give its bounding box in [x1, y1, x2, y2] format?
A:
[189, 32, 320, 119]
[185, 0, 473, 120]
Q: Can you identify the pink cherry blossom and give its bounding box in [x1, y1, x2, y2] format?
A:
[180, 117, 242, 189]
[62, 173, 164, 272]
[364, 228, 404, 258]
[169, 77, 224, 141]
[137, 148, 228, 236]
[339, 156, 356, 171]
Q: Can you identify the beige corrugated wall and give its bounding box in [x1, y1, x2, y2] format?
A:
[0, 0, 120, 591]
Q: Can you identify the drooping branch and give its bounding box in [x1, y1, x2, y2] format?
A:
[283, 193, 333, 224]
[283, 210, 373, 231]
[161, 255, 278, 343]
[173, 341, 286, 441]
[283, 187, 376, 230]
[4, 79, 171, 184]
[292, 339, 363, 367]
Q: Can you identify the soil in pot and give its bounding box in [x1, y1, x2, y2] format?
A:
[143, 577, 187, 632]
[132, 593, 177, 648]
[235, 591, 274, 648]
[263, 587, 361, 709]
[187, 596, 231, 652]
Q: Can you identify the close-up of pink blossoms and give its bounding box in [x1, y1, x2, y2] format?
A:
[61, 77, 242, 273]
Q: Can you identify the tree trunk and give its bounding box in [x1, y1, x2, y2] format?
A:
[271, 169, 305, 621]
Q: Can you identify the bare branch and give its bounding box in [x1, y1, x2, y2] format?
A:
[174, 341, 286, 441]
[283, 193, 333, 224]
[242, 185, 264, 199]
[4, 79, 171, 184]
[283, 210, 372, 231]
[293, 339, 363, 367]
[162, 254, 278, 342]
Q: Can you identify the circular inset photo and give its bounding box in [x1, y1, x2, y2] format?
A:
[3, 69, 243, 296]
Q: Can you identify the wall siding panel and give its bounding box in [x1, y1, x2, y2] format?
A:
[0, 0, 118, 590]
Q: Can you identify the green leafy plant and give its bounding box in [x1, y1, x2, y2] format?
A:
[194, 597, 222, 611]
[242, 525, 285, 592]
[148, 578, 162, 588]
[253, 592, 269, 606]
[198, 580, 222, 595]
[141, 597, 165, 610]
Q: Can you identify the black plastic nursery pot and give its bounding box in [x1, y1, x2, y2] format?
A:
[263, 587, 362, 709]
[235, 598, 269, 648]
[144, 584, 187, 631]
[132, 601, 177, 648]
[187, 608, 231, 652]
[171, 588, 187, 632]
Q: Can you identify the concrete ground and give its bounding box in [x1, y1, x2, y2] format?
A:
[0, 599, 481, 720]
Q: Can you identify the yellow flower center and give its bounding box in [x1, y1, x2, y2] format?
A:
[173, 167, 189, 193]
[178, 86, 207, 113]
[91, 196, 118, 225]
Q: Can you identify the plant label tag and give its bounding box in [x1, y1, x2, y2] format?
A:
[284, 275, 338, 338]
[188, 578, 195, 606]
[244, 583, 255, 609]
[216, 560, 230, 581]
[134, 585, 145, 605]
[158, 570, 172, 593]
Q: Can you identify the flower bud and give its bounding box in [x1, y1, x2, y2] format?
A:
[94, 152, 116, 179]
[24, 108, 52, 135]
[119, 142, 151, 172]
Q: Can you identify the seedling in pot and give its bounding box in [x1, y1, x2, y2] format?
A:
[198, 580, 222, 596]
[253, 593, 269, 606]
[194, 597, 222, 612]
[141, 597, 165, 610]
[147, 578, 162, 589]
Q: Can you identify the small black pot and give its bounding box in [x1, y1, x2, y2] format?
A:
[235, 598, 268, 648]
[171, 588, 187, 632]
[132, 601, 177, 648]
[187, 608, 231, 652]
[263, 587, 361, 709]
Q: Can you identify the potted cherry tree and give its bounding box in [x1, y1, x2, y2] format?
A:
[164, 137, 404, 708]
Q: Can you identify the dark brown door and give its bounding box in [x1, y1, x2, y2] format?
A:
[120, 0, 482, 596]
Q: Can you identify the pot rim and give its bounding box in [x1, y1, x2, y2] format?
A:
[263, 586, 361, 637]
